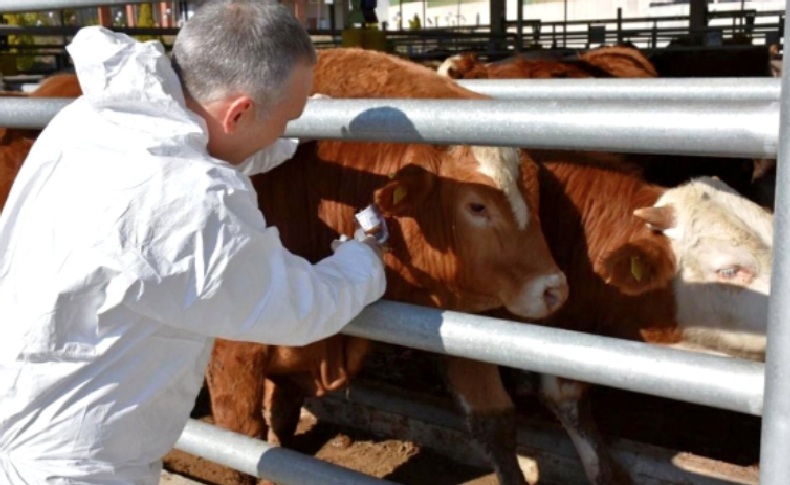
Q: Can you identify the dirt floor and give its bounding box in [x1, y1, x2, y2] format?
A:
[165, 343, 761, 485]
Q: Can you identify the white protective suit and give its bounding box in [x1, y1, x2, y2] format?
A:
[0, 27, 386, 485]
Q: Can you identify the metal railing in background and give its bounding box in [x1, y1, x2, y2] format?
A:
[0, 4, 783, 72]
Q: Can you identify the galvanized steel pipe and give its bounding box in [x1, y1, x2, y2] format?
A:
[457, 78, 781, 103]
[342, 301, 765, 416]
[0, 0, 154, 12]
[1, 97, 779, 159]
[286, 98, 779, 159]
[175, 420, 397, 485]
[758, 1, 790, 482]
[0, 98, 72, 130]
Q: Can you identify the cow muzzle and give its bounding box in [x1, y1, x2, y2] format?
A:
[506, 271, 568, 319]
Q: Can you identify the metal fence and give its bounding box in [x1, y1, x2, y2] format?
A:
[505, 9, 785, 50]
[0, 96, 779, 158]
[1, 1, 789, 484]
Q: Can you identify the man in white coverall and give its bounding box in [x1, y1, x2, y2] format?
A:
[0, 2, 386, 484]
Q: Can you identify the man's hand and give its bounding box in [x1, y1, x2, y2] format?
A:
[358, 235, 384, 262]
[331, 232, 384, 263]
[330, 234, 350, 252]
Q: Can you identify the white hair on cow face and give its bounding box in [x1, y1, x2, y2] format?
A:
[643, 176, 774, 360]
[436, 54, 462, 77]
[659, 177, 773, 247]
[470, 146, 530, 229]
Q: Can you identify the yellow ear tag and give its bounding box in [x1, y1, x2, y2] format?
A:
[393, 186, 408, 205]
[630, 256, 644, 283]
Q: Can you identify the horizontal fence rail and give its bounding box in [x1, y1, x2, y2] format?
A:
[0, 97, 779, 159]
[174, 420, 396, 485]
[0, 98, 72, 129]
[0, 25, 181, 37]
[0, 0, 156, 11]
[457, 78, 782, 103]
[342, 301, 765, 416]
[286, 99, 779, 159]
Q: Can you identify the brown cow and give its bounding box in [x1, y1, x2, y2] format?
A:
[437, 46, 657, 80]
[0, 133, 32, 212]
[498, 151, 773, 485]
[206, 48, 569, 485]
[29, 73, 84, 98]
[437, 47, 773, 210]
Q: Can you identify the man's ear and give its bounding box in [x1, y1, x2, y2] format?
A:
[374, 164, 436, 216]
[596, 237, 676, 296]
[222, 96, 255, 134]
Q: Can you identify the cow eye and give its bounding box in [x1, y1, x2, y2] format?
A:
[716, 266, 753, 284]
[468, 203, 488, 215]
[718, 267, 738, 279]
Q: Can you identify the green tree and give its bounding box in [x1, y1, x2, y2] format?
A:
[134, 4, 162, 43]
[4, 13, 39, 71]
[409, 13, 421, 31]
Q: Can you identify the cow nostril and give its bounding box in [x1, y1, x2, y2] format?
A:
[544, 288, 559, 309]
[543, 284, 567, 311]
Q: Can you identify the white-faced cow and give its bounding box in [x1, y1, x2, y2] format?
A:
[497, 152, 773, 485]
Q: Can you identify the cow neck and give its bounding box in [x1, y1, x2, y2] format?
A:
[537, 159, 680, 344]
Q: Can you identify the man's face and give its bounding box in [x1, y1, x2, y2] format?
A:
[240, 63, 314, 159]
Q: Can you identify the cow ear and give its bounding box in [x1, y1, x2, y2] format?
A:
[633, 205, 676, 232]
[596, 238, 676, 296]
[375, 164, 436, 216]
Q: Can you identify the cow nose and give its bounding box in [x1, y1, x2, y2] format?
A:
[541, 272, 568, 313]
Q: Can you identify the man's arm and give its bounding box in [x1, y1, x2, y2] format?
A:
[133, 185, 386, 346]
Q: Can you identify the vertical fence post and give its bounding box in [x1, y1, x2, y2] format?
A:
[516, 0, 523, 52]
[651, 19, 657, 48]
[759, 1, 790, 483]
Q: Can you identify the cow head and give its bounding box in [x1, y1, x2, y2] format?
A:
[578, 46, 658, 78]
[373, 144, 567, 319]
[610, 177, 773, 359]
[436, 53, 488, 80]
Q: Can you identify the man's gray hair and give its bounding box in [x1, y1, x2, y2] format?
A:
[173, 0, 316, 114]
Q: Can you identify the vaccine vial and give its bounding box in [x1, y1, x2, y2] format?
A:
[354, 204, 389, 245]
